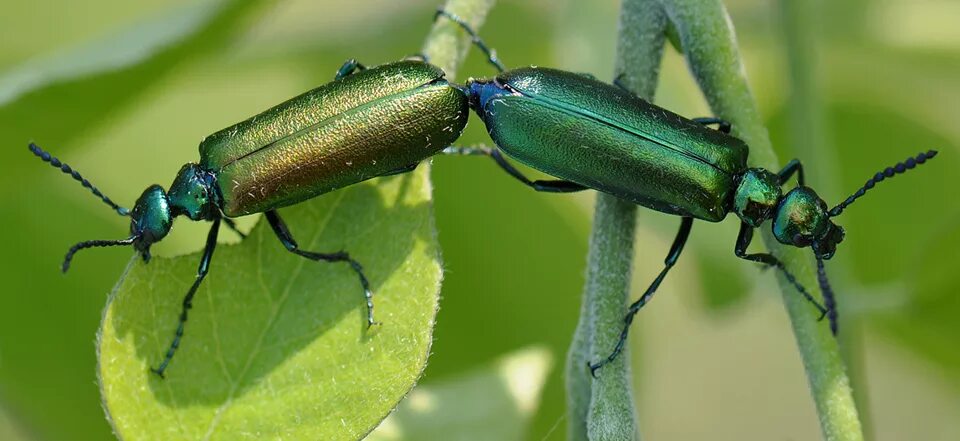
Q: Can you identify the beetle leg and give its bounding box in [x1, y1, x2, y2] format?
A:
[588, 217, 693, 377]
[612, 73, 628, 91]
[442, 145, 588, 193]
[222, 217, 246, 239]
[406, 53, 429, 63]
[381, 162, 420, 176]
[152, 217, 221, 378]
[692, 117, 732, 134]
[734, 222, 828, 318]
[265, 210, 376, 328]
[777, 159, 805, 186]
[335, 59, 367, 80]
[434, 8, 505, 73]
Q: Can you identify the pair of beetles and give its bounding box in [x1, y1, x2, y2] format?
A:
[31, 11, 938, 378]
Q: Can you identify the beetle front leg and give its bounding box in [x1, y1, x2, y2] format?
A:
[265, 210, 376, 328]
[335, 59, 367, 80]
[442, 145, 588, 193]
[152, 217, 221, 378]
[777, 159, 805, 186]
[734, 222, 828, 318]
[588, 217, 693, 377]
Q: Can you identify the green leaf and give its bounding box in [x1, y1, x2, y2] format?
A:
[368, 347, 553, 441]
[0, 1, 223, 107]
[0, 2, 274, 441]
[0, 0, 269, 163]
[877, 213, 960, 388]
[98, 171, 442, 440]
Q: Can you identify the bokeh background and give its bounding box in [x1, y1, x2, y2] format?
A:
[1, 0, 958, 439]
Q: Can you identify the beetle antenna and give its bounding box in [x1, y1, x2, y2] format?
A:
[815, 256, 838, 335]
[29, 143, 130, 216]
[62, 236, 137, 273]
[829, 150, 937, 217]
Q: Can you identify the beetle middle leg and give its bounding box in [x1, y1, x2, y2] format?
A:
[222, 217, 247, 239]
[588, 217, 693, 377]
[734, 222, 829, 318]
[442, 145, 588, 193]
[692, 117, 732, 134]
[152, 217, 222, 378]
[265, 210, 376, 328]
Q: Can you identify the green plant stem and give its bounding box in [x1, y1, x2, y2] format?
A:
[564, 1, 667, 440]
[778, 0, 874, 437]
[660, 0, 864, 440]
[779, 0, 835, 186]
[421, 0, 496, 79]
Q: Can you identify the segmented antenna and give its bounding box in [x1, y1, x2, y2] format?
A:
[62, 237, 137, 273]
[29, 143, 130, 216]
[829, 150, 937, 217]
[434, 8, 506, 73]
[815, 257, 838, 335]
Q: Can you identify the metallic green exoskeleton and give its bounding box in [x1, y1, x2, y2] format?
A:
[456, 65, 938, 376]
[203, 60, 468, 216]
[470, 68, 747, 222]
[30, 58, 468, 378]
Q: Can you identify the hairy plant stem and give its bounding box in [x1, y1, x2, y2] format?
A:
[661, 0, 864, 440]
[565, 1, 667, 440]
[778, 0, 873, 437]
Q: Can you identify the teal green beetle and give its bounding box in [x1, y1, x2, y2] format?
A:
[30, 59, 469, 377]
[424, 9, 940, 375]
[457, 66, 937, 375]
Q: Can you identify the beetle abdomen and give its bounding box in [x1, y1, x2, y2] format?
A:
[200, 61, 468, 217]
[474, 68, 748, 222]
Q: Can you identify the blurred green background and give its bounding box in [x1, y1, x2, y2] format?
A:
[1, 0, 958, 439]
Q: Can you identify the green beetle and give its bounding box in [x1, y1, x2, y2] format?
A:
[458, 65, 937, 375]
[30, 58, 468, 377]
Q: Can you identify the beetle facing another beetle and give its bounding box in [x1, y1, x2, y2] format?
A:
[31, 9, 938, 378]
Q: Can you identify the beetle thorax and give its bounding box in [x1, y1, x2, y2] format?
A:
[732, 168, 781, 227]
[167, 163, 219, 221]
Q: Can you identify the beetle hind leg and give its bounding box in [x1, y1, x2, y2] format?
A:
[265, 210, 377, 328]
[588, 217, 694, 377]
[442, 145, 588, 193]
